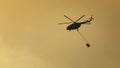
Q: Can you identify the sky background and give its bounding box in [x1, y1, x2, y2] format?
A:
[0, 0, 120, 68]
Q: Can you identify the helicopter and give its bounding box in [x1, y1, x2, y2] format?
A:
[59, 15, 93, 31]
[59, 15, 93, 47]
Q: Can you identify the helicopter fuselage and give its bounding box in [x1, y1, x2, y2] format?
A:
[66, 22, 81, 31]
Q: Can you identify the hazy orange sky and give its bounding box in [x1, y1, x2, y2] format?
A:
[0, 0, 120, 68]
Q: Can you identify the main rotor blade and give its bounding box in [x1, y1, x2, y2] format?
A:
[64, 15, 74, 22]
[75, 15, 85, 22]
[58, 22, 71, 24]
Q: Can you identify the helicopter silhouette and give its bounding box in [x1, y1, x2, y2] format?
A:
[59, 15, 93, 47]
[59, 15, 93, 31]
